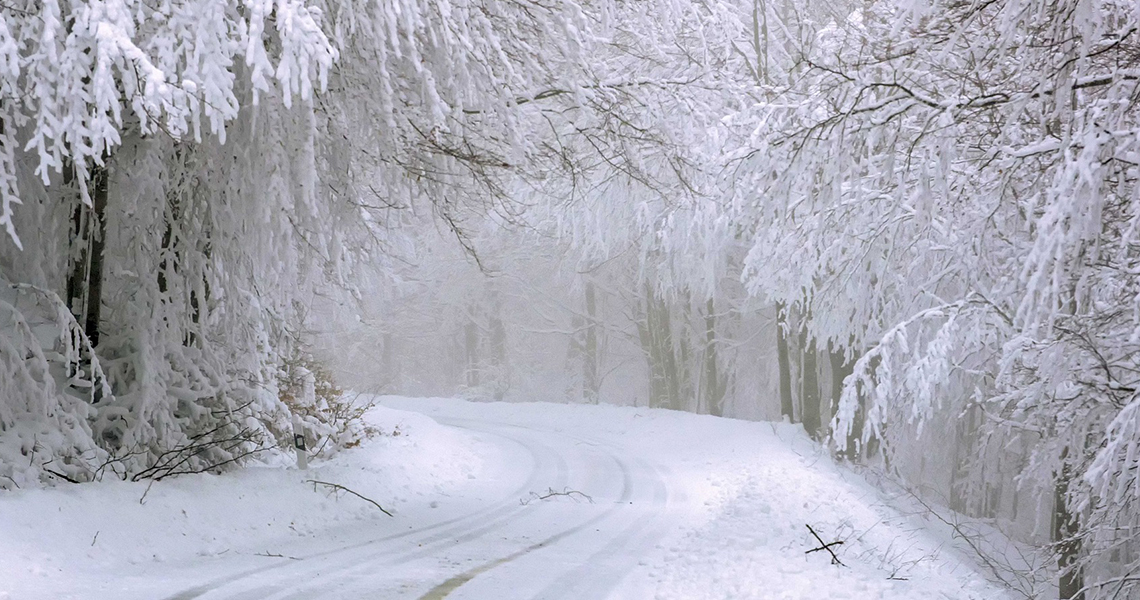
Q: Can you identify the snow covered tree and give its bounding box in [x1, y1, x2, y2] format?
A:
[730, 0, 1140, 595]
[0, 0, 341, 486]
[2, 0, 765, 486]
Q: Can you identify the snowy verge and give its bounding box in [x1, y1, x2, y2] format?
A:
[619, 444, 1022, 600]
[0, 402, 486, 600]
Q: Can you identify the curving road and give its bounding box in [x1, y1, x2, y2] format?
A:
[160, 412, 679, 600]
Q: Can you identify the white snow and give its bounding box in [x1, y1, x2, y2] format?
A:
[0, 397, 1016, 599]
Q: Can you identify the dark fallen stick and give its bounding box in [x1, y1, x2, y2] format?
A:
[521, 487, 594, 505]
[43, 467, 81, 483]
[805, 540, 844, 554]
[306, 479, 394, 517]
[254, 551, 300, 560]
[805, 524, 846, 566]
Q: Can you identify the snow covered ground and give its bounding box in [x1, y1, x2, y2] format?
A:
[0, 397, 1016, 599]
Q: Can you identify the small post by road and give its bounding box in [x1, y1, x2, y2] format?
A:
[292, 415, 308, 470]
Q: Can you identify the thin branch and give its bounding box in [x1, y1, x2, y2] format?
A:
[805, 524, 846, 566]
[306, 480, 394, 517]
[520, 487, 595, 505]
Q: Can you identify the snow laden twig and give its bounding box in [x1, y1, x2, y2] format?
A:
[12, 283, 112, 403]
[305, 480, 394, 517]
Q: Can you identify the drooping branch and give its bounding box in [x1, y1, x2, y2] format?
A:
[306, 480, 394, 517]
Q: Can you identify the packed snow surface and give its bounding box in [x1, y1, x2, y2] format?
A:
[0, 397, 1014, 599]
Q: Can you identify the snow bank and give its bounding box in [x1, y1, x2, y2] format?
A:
[0, 403, 486, 599]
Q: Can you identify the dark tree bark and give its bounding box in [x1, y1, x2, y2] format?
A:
[65, 198, 88, 321]
[83, 165, 108, 348]
[66, 164, 108, 344]
[62, 161, 110, 402]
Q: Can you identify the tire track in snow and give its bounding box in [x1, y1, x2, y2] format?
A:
[165, 416, 673, 600]
[415, 450, 636, 600]
[532, 456, 673, 600]
[423, 431, 679, 600]
[162, 421, 560, 600]
[264, 420, 576, 600]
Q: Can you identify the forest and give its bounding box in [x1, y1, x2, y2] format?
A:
[0, 0, 1138, 598]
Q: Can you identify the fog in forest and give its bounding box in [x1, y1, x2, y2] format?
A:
[1, 0, 1139, 598]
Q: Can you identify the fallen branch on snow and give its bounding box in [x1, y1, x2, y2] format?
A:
[520, 487, 594, 505]
[305, 479, 394, 517]
[42, 467, 81, 484]
[254, 551, 300, 560]
[805, 524, 846, 566]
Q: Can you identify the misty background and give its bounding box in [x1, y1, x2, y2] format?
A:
[0, 0, 1137, 597]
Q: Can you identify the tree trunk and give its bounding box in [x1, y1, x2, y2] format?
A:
[568, 312, 585, 400]
[704, 297, 725, 417]
[583, 281, 599, 403]
[382, 331, 395, 390]
[752, 0, 770, 84]
[637, 284, 671, 409]
[657, 293, 679, 410]
[776, 302, 794, 421]
[827, 341, 854, 437]
[65, 199, 88, 322]
[1054, 449, 1084, 600]
[464, 316, 480, 388]
[64, 161, 109, 403]
[668, 295, 689, 412]
[950, 404, 979, 514]
[66, 162, 109, 347]
[800, 333, 820, 439]
[489, 298, 506, 400]
[84, 165, 108, 348]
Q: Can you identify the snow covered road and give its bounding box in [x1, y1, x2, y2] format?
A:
[409, 418, 673, 600]
[164, 416, 676, 600]
[1, 398, 1017, 600]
